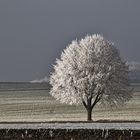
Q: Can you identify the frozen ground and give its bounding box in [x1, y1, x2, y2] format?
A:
[0, 83, 140, 122]
[0, 122, 140, 130]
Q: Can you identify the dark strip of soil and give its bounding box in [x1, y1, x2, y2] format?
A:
[0, 120, 140, 124]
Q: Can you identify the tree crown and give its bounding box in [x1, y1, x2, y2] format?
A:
[50, 34, 131, 106]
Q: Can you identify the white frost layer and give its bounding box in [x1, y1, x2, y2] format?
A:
[0, 123, 140, 130]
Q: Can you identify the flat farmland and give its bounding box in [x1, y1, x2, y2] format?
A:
[0, 83, 140, 122]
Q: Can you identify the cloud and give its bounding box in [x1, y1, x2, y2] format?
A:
[127, 61, 140, 71]
[30, 76, 49, 83]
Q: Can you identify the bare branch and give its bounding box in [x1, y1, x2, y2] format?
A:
[82, 100, 87, 109]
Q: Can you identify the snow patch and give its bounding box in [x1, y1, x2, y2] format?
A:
[0, 123, 139, 130]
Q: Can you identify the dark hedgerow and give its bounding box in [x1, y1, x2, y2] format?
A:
[0, 129, 139, 140]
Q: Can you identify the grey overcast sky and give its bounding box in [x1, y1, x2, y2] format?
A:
[0, 0, 140, 82]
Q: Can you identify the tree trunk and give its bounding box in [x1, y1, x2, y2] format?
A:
[87, 108, 92, 121]
[83, 94, 101, 121]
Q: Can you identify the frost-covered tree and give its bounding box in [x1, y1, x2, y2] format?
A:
[50, 34, 131, 121]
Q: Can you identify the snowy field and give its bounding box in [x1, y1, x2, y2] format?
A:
[0, 122, 140, 130]
[0, 83, 140, 122]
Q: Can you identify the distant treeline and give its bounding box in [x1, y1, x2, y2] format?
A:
[129, 71, 140, 83]
[0, 82, 51, 91]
